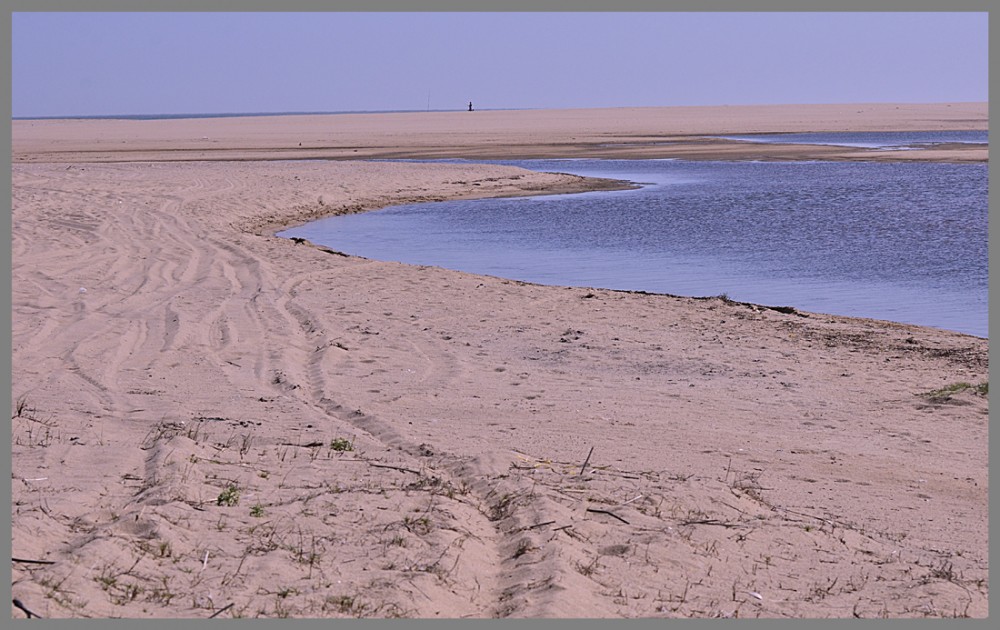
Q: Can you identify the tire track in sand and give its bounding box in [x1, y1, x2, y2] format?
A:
[272, 267, 596, 617]
[13, 163, 610, 617]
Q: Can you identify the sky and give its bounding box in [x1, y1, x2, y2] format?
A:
[11, 11, 989, 118]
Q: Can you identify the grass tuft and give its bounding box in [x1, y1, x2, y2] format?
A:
[216, 483, 241, 507]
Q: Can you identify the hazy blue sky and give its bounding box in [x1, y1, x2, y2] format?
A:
[11, 12, 988, 117]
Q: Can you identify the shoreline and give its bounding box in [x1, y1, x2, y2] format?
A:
[278, 231, 987, 342]
[266, 158, 985, 340]
[257, 172, 638, 238]
[11, 105, 989, 618]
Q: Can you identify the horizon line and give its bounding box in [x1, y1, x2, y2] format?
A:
[12, 101, 988, 122]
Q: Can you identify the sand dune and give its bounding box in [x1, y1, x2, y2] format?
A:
[10, 105, 988, 618]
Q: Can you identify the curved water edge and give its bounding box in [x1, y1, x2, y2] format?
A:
[279, 153, 987, 339]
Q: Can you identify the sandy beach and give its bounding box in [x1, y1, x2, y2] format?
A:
[10, 103, 988, 618]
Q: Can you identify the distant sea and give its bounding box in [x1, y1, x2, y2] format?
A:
[12, 109, 510, 121]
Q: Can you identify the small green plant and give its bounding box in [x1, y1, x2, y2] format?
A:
[489, 493, 517, 521]
[327, 595, 360, 615]
[96, 570, 118, 591]
[923, 381, 989, 402]
[217, 483, 240, 507]
[146, 576, 175, 605]
[250, 503, 265, 518]
[512, 539, 534, 559]
[402, 515, 432, 535]
[329, 437, 354, 452]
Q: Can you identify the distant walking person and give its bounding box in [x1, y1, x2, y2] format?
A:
[468, 101, 474, 112]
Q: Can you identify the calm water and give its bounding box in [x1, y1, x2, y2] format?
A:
[713, 130, 988, 149]
[280, 152, 988, 337]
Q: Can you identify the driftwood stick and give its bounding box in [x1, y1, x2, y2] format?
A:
[586, 508, 630, 525]
[519, 520, 557, 532]
[208, 602, 235, 619]
[367, 462, 422, 475]
[778, 507, 837, 526]
[620, 494, 644, 506]
[579, 446, 594, 476]
[341, 458, 422, 475]
[11, 557, 55, 565]
[12, 598, 43, 619]
[680, 518, 740, 528]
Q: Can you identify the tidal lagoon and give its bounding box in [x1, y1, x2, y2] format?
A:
[281, 146, 987, 337]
